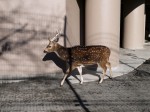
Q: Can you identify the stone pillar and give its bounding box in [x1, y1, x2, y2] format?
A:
[123, 0, 145, 49]
[86, 0, 121, 66]
[66, 0, 80, 47]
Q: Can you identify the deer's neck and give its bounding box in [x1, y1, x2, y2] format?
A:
[56, 45, 69, 61]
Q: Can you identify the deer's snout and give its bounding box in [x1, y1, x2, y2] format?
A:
[43, 49, 48, 53]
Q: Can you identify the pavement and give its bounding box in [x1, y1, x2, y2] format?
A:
[0, 43, 150, 112]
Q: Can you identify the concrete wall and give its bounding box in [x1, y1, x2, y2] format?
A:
[0, 0, 66, 79]
[65, 0, 80, 47]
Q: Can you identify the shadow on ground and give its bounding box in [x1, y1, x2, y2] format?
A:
[0, 59, 150, 112]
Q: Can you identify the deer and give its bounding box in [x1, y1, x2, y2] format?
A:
[43, 31, 112, 86]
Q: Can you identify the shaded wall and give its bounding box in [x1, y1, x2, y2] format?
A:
[65, 0, 80, 47]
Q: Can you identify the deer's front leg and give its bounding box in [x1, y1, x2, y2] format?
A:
[60, 73, 68, 86]
[60, 65, 75, 86]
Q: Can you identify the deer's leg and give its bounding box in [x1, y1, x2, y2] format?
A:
[60, 65, 76, 86]
[99, 62, 107, 84]
[106, 62, 113, 78]
[60, 68, 70, 86]
[61, 73, 68, 86]
[77, 65, 84, 84]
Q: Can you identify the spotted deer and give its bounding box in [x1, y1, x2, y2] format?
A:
[43, 32, 112, 86]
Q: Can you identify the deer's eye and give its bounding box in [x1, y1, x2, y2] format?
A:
[47, 45, 51, 48]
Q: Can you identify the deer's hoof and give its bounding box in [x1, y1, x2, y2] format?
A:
[60, 83, 63, 87]
[99, 80, 103, 84]
[60, 85, 63, 87]
[80, 81, 83, 85]
[109, 77, 113, 79]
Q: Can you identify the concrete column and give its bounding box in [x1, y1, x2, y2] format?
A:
[123, 1, 145, 49]
[86, 0, 121, 66]
[66, 0, 80, 47]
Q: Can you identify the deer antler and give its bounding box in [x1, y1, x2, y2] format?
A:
[50, 29, 61, 41]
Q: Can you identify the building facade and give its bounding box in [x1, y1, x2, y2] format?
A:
[66, 0, 147, 67]
[0, 0, 149, 78]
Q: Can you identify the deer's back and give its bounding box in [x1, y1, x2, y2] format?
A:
[69, 46, 110, 65]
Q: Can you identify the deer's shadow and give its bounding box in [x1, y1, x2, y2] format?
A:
[42, 52, 68, 73]
[42, 53, 100, 82]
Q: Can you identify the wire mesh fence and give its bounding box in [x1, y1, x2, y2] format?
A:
[0, 1, 65, 79]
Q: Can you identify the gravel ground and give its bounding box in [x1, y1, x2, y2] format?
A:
[0, 59, 150, 112]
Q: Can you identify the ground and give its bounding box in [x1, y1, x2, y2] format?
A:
[0, 59, 150, 112]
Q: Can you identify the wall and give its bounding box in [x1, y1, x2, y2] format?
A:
[0, 0, 66, 79]
[65, 0, 80, 47]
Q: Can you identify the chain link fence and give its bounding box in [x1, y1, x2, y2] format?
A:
[0, 0, 66, 79]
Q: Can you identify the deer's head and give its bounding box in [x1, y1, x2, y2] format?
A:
[43, 31, 61, 53]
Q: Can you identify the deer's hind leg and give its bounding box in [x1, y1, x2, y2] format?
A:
[106, 61, 113, 78]
[98, 61, 107, 84]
